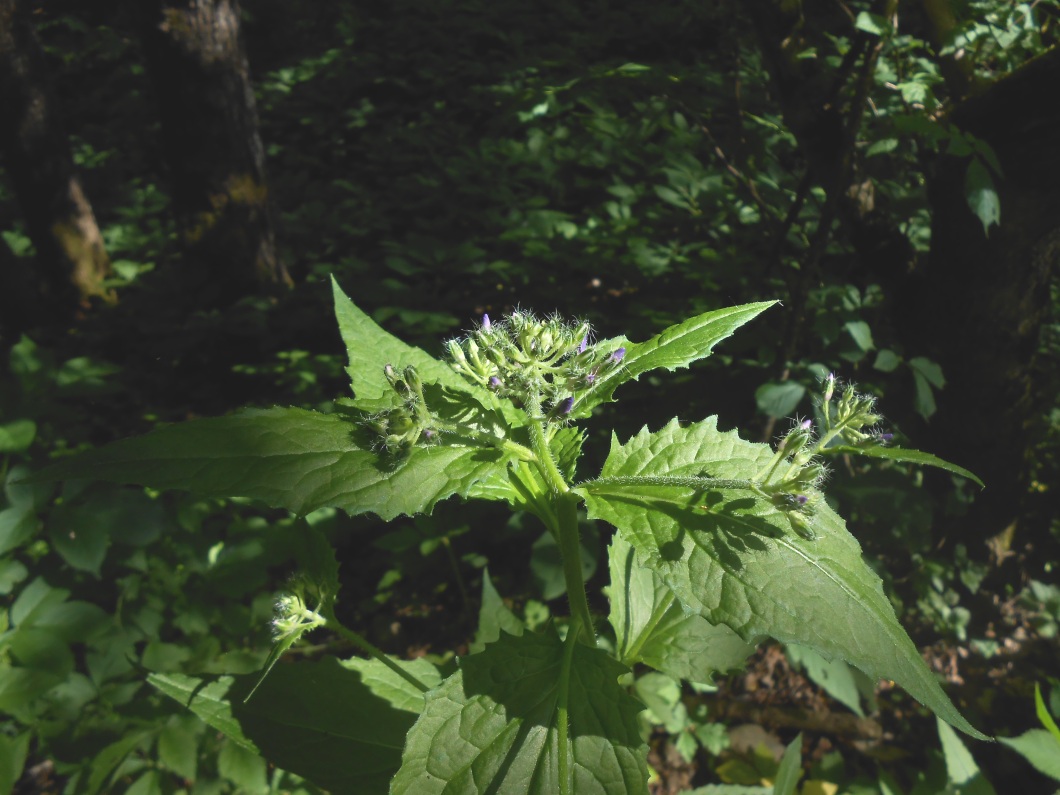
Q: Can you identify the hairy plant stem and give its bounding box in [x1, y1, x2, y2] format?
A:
[557, 621, 581, 795]
[526, 392, 595, 642]
[323, 607, 430, 693]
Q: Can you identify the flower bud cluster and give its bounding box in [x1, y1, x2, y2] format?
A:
[817, 374, 888, 446]
[365, 364, 438, 457]
[272, 587, 325, 640]
[446, 311, 623, 420]
[759, 419, 828, 537]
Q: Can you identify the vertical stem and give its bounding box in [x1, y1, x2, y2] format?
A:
[555, 491, 596, 643]
[525, 393, 595, 643]
[557, 621, 581, 795]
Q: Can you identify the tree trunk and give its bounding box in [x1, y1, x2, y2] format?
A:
[0, 0, 113, 317]
[902, 47, 1060, 542]
[134, 0, 291, 307]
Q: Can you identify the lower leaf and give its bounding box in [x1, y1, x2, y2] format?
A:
[392, 628, 648, 795]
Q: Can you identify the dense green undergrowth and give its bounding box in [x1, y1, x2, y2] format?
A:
[2, 1, 1060, 792]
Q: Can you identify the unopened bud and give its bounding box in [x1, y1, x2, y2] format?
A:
[448, 340, 468, 367]
[610, 347, 626, 363]
[482, 313, 491, 331]
[403, 365, 422, 394]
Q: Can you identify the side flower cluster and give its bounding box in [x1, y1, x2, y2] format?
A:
[446, 311, 624, 420]
[363, 364, 438, 458]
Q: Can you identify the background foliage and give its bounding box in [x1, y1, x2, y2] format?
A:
[2, 0, 1059, 792]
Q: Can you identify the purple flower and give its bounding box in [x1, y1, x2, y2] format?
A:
[796, 494, 809, 505]
[556, 396, 574, 415]
[578, 335, 588, 354]
[610, 347, 626, 363]
[584, 371, 596, 386]
[488, 376, 502, 390]
[878, 432, 894, 443]
[800, 419, 813, 430]
[482, 313, 491, 331]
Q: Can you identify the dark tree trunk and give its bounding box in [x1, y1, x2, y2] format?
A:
[134, 0, 291, 306]
[0, 0, 113, 317]
[902, 47, 1060, 542]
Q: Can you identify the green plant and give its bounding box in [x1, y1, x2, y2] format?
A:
[25, 278, 988, 793]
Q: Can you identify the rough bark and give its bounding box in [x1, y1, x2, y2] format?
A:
[0, 0, 113, 316]
[903, 47, 1060, 540]
[135, 0, 291, 306]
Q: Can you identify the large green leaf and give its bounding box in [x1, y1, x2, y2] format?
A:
[608, 534, 753, 684]
[392, 629, 648, 794]
[571, 302, 775, 418]
[27, 407, 512, 520]
[579, 418, 986, 739]
[332, 276, 472, 410]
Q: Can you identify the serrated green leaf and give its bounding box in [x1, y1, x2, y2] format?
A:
[148, 673, 258, 753]
[570, 302, 775, 418]
[608, 534, 753, 683]
[826, 445, 983, 488]
[340, 656, 442, 713]
[332, 276, 472, 410]
[999, 729, 1060, 781]
[580, 417, 987, 740]
[471, 568, 524, 653]
[26, 407, 513, 520]
[392, 629, 649, 794]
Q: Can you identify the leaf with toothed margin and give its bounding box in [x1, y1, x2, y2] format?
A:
[332, 278, 524, 432]
[569, 302, 775, 419]
[578, 417, 988, 740]
[392, 628, 649, 794]
[607, 534, 754, 684]
[25, 407, 515, 520]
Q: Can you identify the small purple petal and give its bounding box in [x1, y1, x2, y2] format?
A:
[796, 494, 808, 505]
[878, 432, 894, 442]
[557, 396, 574, 415]
[482, 313, 491, 331]
[578, 335, 588, 354]
[422, 429, 436, 440]
[488, 376, 502, 389]
[800, 419, 813, 430]
[610, 347, 626, 363]
[584, 371, 596, 386]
